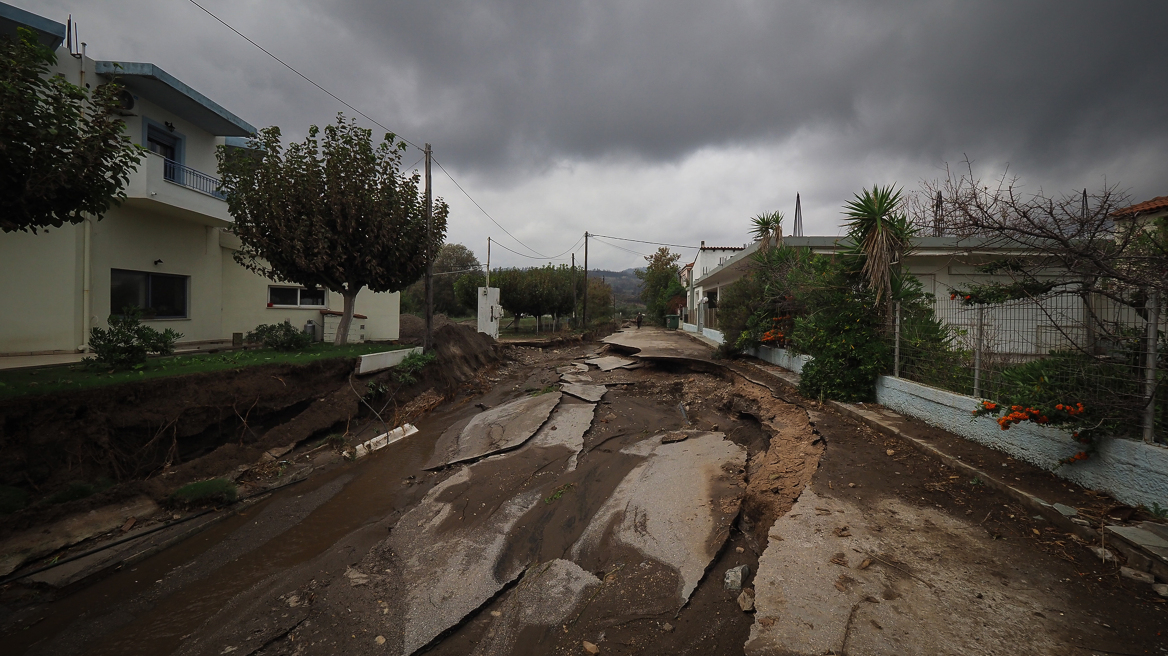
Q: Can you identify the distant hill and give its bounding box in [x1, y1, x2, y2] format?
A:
[590, 269, 644, 307]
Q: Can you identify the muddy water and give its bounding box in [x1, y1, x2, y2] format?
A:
[7, 396, 488, 656]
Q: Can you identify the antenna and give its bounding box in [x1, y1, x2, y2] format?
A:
[793, 193, 803, 237]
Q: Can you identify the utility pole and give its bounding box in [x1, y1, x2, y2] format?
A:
[424, 143, 433, 351]
[571, 252, 577, 326]
[582, 232, 589, 329]
[486, 237, 491, 290]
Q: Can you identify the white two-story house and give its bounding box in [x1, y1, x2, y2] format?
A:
[0, 3, 403, 355]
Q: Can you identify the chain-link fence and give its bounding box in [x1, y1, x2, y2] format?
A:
[889, 290, 1166, 444]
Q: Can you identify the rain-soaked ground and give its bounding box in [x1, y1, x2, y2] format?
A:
[2, 328, 1165, 655]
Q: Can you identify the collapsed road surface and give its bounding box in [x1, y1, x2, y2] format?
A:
[2, 327, 1164, 655]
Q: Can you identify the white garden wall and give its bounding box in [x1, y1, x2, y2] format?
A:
[875, 375, 1168, 509]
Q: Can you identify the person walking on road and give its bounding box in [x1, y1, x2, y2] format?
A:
[636, 313, 643, 329]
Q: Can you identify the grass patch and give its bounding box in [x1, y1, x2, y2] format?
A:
[528, 384, 560, 396]
[169, 479, 237, 506]
[544, 483, 575, 504]
[0, 342, 410, 401]
[0, 485, 29, 514]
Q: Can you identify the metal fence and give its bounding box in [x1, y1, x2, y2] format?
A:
[890, 290, 1166, 444]
[163, 158, 227, 200]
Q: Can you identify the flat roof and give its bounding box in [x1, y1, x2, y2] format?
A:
[95, 61, 256, 137]
[0, 2, 66, 49]
[692, 235, 1045, 288]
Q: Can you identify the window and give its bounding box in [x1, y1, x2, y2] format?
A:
[145, 122, 183, 183]
[110, 269, 189, 319]
[268, 286, 327, 308]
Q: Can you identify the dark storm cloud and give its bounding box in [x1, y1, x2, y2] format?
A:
[322, 0, 1168, 184]
[23, 0, 1168, 267]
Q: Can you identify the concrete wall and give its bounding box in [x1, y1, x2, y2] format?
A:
[702, 327, 724, 344]
[747, 345, 810, 374]
[875, 375, 1168, 509]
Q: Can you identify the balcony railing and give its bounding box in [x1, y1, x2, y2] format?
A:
[163, 158, 226, 200]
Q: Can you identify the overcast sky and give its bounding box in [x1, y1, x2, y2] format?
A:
[24, 0, 1168, 270]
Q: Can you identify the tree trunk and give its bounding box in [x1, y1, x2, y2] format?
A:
[335, 290, 357, 345]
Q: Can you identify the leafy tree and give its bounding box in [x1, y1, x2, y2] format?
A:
[218, 114, 448, 344]
[454, 270, 486, 315]
[402, 243, 481, 316]
[1, 28, 142, 233]
[636, 247, 682, 323]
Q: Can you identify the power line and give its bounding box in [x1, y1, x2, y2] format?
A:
[185, 0, 422, 152]
[591, 235, 650, 258]
[490, 238, 571, 261]
[431, 156, 560, 259]
[589, 234, 701, 250]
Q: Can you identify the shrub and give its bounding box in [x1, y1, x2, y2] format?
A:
[394, 350, 437, 385]
[169, 478, 237, 506]
[246, 320, 313, 351]
[88, 307, 183, 369]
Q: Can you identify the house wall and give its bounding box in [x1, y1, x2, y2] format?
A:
[0, 224, 83, 353]
[219, 246, 401, 342]
[89, 205, 225, 342]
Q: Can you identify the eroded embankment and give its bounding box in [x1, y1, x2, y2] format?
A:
[0, 324, 499, 535]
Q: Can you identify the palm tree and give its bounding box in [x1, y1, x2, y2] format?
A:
[751, 211, 784, 252]
[843, 186, 915, 323]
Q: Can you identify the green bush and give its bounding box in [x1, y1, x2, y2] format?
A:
[394, 350, 437, 385]
[0, 484, 29, 514]
[169, 478, 237, 506]
[88, 308, 183, 369]
[246, 320, 313, 351]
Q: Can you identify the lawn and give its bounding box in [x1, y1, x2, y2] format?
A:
[0, 342, 407, 401]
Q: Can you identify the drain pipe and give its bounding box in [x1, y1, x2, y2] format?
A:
[79, 43, 93, 353]
[81, 216, 93, 352]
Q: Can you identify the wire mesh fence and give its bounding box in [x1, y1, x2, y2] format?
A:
[889, 290, 1167, 444]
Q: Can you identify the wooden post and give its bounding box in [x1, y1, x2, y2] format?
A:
[424, 143, 433, 351]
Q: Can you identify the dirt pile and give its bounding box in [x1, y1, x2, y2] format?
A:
[398, 314, 459, 343]
[0, 324, 500, 535]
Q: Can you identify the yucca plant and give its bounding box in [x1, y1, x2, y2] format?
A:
[751, 211, 784, 252]
[843, 186, 915, 325]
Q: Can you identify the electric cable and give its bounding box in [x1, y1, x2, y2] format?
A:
[185, 0, 423, 152]
[591, 235, 650, 257]
[432, 156, 564, 259]
[589, 234, 702, 250]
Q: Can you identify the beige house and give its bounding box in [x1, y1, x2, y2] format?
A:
[0, 4, 401, 355]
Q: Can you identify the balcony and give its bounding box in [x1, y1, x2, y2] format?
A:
[123, 151, 233, 226]
[163, 158, 226, 200]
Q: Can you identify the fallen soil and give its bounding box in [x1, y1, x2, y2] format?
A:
[0, 324, 499, 540]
